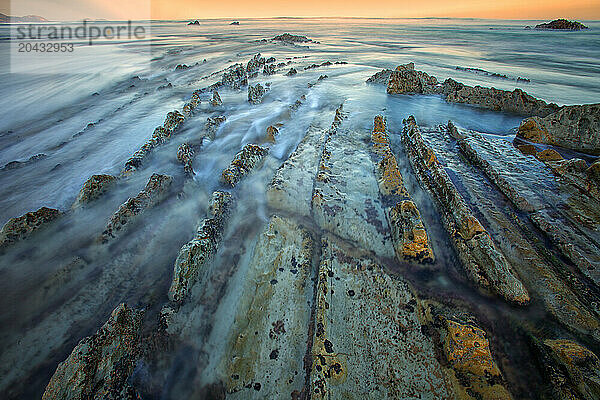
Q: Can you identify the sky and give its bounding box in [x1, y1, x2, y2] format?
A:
[1, 0, 599, 20]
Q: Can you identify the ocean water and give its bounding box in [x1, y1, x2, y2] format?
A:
[0, 18, 598, 399]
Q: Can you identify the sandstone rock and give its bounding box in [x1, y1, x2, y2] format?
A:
[209, 91, 222, 106]
[366, 68, 392, 84]
[310, 236, 451, 399]
[402, 117, 529, 304]
[264, 125, 278, 143]
[535, 19, 589, 30]
[221, 63, 248, 89]
[205, 115, 226, 140]
[262, 63, 275, 75]
[168, 191, 233, 302]
[438, 316, 512, 400]
[442, 78, 559, 116]
[387, 62, 438, 95]
[72, 174, 117, 208]
[516, 144, 538, 156]
[267, 126, 328, 217]
[218, 216, 314, 397]
[544, 339, 600, 398]
[248, 83, 266, 104]
[371, 115, 434, 264]
[447, 120, 465, 140]
[177, 143, 195, 175]
[246, 53, 265, 74]
[517, 104, 600, 155]
[220, 144, 268, 187]
[271, 33, 313, 43]
[123, 110, 185, 174]
[0, 207, 61, 248]
[532, 337, 600, 400]
[285, 68, 297, 76]
[42, 304, 143, 400]
[535, 149, 563, 162]
[99, 174, 172, 243]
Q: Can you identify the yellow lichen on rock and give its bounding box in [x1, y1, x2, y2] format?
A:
[535, 149, 563, 162]
[441, 318, 513, 400]
[518, 118, 550, 143]
[457, 215, 487, 241]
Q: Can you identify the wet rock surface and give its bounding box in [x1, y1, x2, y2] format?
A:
[221, 144, 268, 187]
[0, 206, 61, 248]
[402, 117, 530, 304]
[168, 191, 233, 302]
[99, 173, 172, 243]
[517, 104, 600, 155]
[3, 44, 600, 400]
[72, 174, 117, 208]
[42, 304, 143, 400]
[248, 83, 266, 104]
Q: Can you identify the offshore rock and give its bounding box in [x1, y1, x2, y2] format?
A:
[209, 91, 222, 106]
[385, 63, 560, 117]
[205, 115, 226, 140]
[0, 207, 61, 248]
[99, 174, 172, 243]
[246, 53, 265, 74]
[168, 191, 233, 302]
[371, 115, 434, 264]
[264, 125, 278, 143]
[218, 216, 314, 397]
[535, 19, 589, 30]
[402, 117, 529, 304]
[248, 83, 266, 104]
[72, 174, 117, 208]
[177, 143, 195, 175]
[311, 236, 451, 399]
[271, 33, 313, 43]
[267, 126, 327, 217]
[517, 104, 600, 155]
[42, 304, 143, 400]
[263, 63, 275, 75]
[441, 78, 559, 116]
[366, 68, 392, 84]
[123, 110, 185, 173]
[220, 144, 268, 187]
[285, 68, 297, 76]
[387, 62, 439, 95]
[221, 63, 248, 89]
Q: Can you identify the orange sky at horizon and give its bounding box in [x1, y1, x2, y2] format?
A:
[3, 0, 600, 20]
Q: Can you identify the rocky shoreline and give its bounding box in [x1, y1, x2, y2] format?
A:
[1, 47, 599, 400]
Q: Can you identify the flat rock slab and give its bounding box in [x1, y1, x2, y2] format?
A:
[267, 126, 328, 217]
[460, 133, 600, 287]
[218, 216, 314, 398]
[312, 123, 394, 259]
[311, 235, 451, 399]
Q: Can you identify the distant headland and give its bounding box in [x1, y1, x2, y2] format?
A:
[0, 13, 48, 23]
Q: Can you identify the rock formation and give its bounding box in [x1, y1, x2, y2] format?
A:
[168, 191, 233, 302]
[72, 174, 117, 208]
[0, 207, 61, 248]
[535, 19, 589, 30]
[402, 116, 529, 304]
[248, 83, 266, 104]
[99, 174, 172, 243]
[42, 304, 143, 400]
[209, 91, 222, 106]
[177, 143, 195, 175]
[220, 144, 268, 187]
[517, 104, 600, 155]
